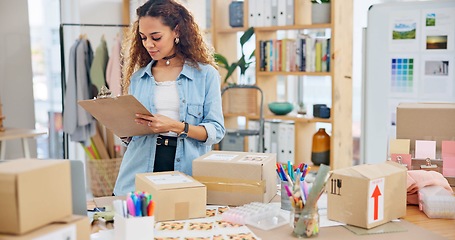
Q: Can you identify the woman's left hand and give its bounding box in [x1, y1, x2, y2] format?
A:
[135, 113, 179, 134]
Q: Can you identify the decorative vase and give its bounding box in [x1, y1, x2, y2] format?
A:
[311, 3, 331, 24]
[311, 128, 330, 165]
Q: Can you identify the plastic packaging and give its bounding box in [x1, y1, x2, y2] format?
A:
[418, 185, 455, 219]
[221, 202, 288, 230]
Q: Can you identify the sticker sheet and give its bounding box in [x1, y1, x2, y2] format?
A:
[154, 206, 261, 240]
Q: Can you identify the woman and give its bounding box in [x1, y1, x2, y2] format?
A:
[114, 0, 225, 196]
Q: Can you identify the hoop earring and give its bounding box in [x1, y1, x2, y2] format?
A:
[175, 37, 180, 45]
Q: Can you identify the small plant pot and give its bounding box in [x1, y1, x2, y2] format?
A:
[312, 3, 331, 24]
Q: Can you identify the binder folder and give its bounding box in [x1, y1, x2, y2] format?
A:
[78, 95, 154, 137]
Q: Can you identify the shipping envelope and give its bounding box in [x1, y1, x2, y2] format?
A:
[327, 161, 407, 229]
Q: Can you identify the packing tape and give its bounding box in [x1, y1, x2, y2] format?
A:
[194, 176, 265, 194]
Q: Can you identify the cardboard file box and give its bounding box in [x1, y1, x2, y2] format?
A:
[0, 215, 90, 240]
[0, 160, 73, 235]
[192, 151, 277, 206]
[135, 171, 206, 222]
[327, 161, 407, 229]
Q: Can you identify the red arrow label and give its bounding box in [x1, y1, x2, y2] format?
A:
[371, 185, 382, 220]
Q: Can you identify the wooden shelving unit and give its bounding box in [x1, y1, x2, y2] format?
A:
[212, 0, 353, 170]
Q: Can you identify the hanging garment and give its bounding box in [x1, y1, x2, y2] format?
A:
[106, 35, 122, 96]
[90, 35, 109, 91]
[63, 38, 96, 145]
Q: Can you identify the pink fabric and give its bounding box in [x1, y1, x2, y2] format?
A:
[106, 36, 122, 96]
[406, 170, 453, 205]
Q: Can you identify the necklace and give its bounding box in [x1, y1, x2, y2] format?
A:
[163, 53, 177, 66]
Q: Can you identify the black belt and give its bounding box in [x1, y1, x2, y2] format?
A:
[156, 135, 177, 147]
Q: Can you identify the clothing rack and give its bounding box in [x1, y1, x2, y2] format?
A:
[59, 23, 129, 159]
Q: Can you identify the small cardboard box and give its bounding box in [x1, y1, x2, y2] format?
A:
[135, 171, 206, 222]
[0, 215, 90, 240]
[192, 151, 277, 206]
[327, 161, 407, 229]
[0, 159, 73, 235]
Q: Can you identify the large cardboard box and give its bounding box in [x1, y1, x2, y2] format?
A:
[0, 160, 73, 235]
[396, 103, 455, 152]
[396, 102, 455, 184]
[0, 215, 90, 240]
[327, 161, 407, 229]
[135, 171, 206, 222]
[192, 151, 277, 206]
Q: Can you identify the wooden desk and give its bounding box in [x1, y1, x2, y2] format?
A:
[88, 199, 455, 239]
[403, 204, 455, 239]
[0, 128, 46, 160]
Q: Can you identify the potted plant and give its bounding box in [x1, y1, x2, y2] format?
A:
[214, 27, 255, 85]
[214, 27, 259, 115]
[311, 0, 331, 24]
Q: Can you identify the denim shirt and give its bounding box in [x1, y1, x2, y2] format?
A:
[114, 60, 225, 196]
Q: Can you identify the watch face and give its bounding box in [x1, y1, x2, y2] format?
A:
[179, 133, 188, 138]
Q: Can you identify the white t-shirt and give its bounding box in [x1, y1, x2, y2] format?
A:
[154, 80, 179, 137]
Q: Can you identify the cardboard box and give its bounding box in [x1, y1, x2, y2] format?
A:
[396, 103, 455, 152]
[192, 151, 277, 206]
[0, 215, 90, 240]
[396, 102, 455, 185]
[0, 159, 73, 235]
[327, 161, 407, 229]
[135, 171, 206, 222]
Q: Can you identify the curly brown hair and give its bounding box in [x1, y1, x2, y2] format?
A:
[121, 0, 216, 94]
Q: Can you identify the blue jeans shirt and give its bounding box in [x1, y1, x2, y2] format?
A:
[114, 60, 225, 195]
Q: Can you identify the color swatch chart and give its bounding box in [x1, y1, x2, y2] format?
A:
[391, 58, 414, 93]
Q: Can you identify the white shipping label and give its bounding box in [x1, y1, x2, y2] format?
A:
[147, 173, 193, 185]
[32, 225, 76, 240]
[203, 154, 238, 161]
[368, 178, 385, 224]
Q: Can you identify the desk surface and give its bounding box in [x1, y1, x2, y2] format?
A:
[0, 128, 46, 140]
[403, 204, 455, 239]
[87, 199, 455, 239]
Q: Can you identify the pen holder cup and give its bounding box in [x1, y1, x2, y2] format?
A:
[281, 181, 292, 211]
[114, 214, 154, 240]
[291, 208, 319, 238]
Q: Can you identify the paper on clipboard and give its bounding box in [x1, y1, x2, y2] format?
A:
[78, 95, 154, 137]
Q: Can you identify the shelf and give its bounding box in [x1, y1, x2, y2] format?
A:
[224, 113, 332, 124]
[216, 27, 248, 34]
[223, 113, 259, 118]
[255, 24, 332, 32]
[215, 23, 332, 34]
[248, 114, 332, 124]
[257, 71, 331, 77]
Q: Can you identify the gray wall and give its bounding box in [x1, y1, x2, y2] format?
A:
[0, 0, 37, 159]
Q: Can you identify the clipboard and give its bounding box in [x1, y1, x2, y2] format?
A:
[78, 95, 154, 137]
